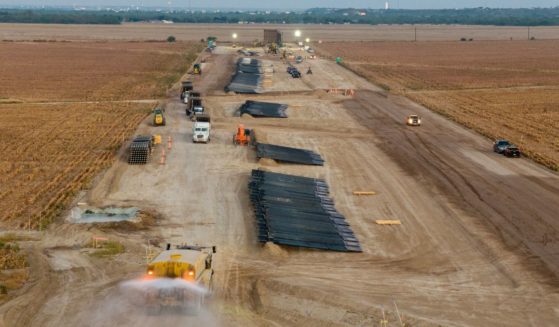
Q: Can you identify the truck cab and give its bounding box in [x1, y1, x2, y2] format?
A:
[180, 81, 193, 100]
[189, 98, 204, 119]
[186, 92, 202, 116]
[192, 121, 210, 143]
[182, 91, 190, 104]
[144, 244, 216, 314]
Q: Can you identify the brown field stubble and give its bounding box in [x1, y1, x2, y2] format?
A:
[0, 103, 150, 228]
[0, 41, 203, 228]
[318, 40, 559, 170]
[0, 41, 203, 102]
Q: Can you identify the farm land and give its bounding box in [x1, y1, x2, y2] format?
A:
[317, 40, 559, 170]
[0, 41, 203, 228]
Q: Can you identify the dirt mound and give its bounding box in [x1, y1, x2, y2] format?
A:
[96, 209, 161, 232]
[262, 242, 288, 258]
[258, 158, 278, 167]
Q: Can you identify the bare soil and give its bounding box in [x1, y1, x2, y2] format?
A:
[1, 23, 559, 42]
[317, 40, 559, 171]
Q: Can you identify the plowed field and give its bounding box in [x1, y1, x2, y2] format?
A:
[0, 41, 203, 227]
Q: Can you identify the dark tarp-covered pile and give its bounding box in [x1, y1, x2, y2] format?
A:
[256, 143, 324, 166]
[240, 100, 288, 118]
[249, 170, 362, 252]
[226, 58, 264, 94]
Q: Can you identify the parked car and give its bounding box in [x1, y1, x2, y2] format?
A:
[493, 139, 512, 154]
[287, 66, 296, 73]
[295, 56, 304, 64]
[290, 70, 301, 78]
[503, 146, 521, 158]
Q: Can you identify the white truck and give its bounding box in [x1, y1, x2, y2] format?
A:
[192, 114, 211, 143]
[182, 91, 190, 104]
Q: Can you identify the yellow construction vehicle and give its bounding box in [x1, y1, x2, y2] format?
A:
[143, 244, 216, 314]
[193, 63, 202, 75]
[153, 108, 166, 126]
[268, 43, 278, 54]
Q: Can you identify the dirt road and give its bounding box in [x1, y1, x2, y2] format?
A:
[1, 46, 559, 326]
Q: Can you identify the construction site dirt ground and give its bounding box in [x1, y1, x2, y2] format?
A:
[2, 45, 559, 327]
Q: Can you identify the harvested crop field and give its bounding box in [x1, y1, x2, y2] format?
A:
[317, 40, 559, 170]
[0, 41, 203, 227]
[0, 103, 150, 228]
[0, 41, 203, 102]
[1, 23, 559, 42]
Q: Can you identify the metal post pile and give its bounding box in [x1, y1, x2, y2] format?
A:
[226, 58, 264, 94]
[256, 143, 324, 165]
[249, 170, 362, 252]
[128, 135, 152, 165]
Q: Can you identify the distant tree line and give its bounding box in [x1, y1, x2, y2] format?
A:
[0, 9, 120, 24]
[0, 7, 559, 26]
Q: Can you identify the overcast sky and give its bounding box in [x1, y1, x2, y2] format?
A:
[1, 0, 557, 9]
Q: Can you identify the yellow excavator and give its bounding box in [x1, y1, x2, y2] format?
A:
[143, 244, 216, 314]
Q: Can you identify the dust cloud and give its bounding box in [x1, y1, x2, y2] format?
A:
[83, 278, 220, 327]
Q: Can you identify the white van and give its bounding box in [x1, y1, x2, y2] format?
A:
[193, 122, 210, 143]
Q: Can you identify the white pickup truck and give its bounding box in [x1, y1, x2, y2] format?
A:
[192, 114, 211, 143]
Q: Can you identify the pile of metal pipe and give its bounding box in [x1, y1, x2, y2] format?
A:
[249, 170, 362, 252]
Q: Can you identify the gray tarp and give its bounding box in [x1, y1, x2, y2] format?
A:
[239, 100, 288, 118]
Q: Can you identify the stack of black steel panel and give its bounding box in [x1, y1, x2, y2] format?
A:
[249, 170, 362, 252]
[239, 100, 288, 118]
[256, 143, 324, 166]
[226, 58, 264, 94]
[128, 135, 152, 165]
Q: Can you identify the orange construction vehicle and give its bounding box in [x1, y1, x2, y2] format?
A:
[233, 124, 253, 145]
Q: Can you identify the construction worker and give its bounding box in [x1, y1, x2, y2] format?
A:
[307, 66, 313, 75]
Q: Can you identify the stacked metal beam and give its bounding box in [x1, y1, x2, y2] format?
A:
[249, 170, 362, 252]
[240, 100, 288, 118]
[128, 135, 152, 165]
[256, 143, 324, 166]
[226, 58, 264, 94]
